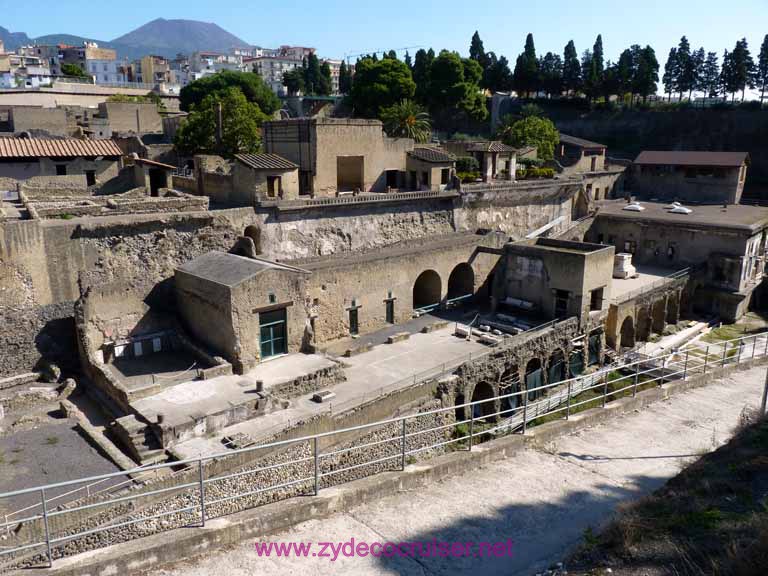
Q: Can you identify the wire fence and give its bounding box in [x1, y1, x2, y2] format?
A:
[1, 328, 766, 568]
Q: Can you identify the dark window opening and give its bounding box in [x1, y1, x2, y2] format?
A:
[385, 300, 395, 324]
[267, 175, 281, 197]
[386, 170, 399, 189]
[554, 289, 570, 318]
[349, 308, 359, 335]
[441, 168, 450, 185]
[85, 170, 96, 186]
[590, 287, 604, 311]
[55, 164, 67, 176]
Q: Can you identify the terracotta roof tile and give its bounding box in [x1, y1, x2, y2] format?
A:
[0, 138, 123, 159]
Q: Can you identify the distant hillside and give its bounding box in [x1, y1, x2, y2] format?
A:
[112, 18, 250, 57]
[0, 19, 251, 60]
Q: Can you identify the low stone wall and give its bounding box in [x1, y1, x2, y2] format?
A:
[171, 175, 198, 195]
[26, 191, 210, 220]
[19, 175, 89, 199]
[269, 363, 346, 400]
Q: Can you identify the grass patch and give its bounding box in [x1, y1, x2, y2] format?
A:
[701, 322, 763, 344]
[568, 414, 768, 575]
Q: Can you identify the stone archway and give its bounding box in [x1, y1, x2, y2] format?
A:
[471, 381, 497, 422]
[454, 392, 466, 423]
[500, 364, 521, 415]
[413, 270, 442, 310]
[244, 225, 262, 255]
[636, 307, 652, 341]
[525, 358, 544, 401]
[447, 263, 475, 300]
[652, 298, 667, 334]
[620, 315, 635, 349]
[666, 292, 680, 325]
[547, 350, 566, 385]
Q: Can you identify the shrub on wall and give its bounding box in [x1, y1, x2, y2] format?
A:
[456, 156, 480, 172]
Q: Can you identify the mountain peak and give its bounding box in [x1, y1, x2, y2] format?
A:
[111, 19, 251, 56]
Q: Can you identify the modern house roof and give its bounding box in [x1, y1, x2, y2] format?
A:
[466, 141, 516, 153]
[0, 138, 123, 159]
[634, 151, 749, 167]
[235, 153, 299, 171]
[596, 201, 768, 232]
[177, 251, 310, 288]
[408, 147, 456, 163]
[559, 134, 606, 150]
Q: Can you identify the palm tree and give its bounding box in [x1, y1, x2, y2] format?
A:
[380, 100, 431, 143]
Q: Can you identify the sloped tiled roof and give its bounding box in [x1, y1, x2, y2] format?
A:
[408, 147, 456, 163]
[634, 151, 749, 167]
[466, 141, 516, 153]
[0, 138, 123, 159]
[235, 153, 298, 171]
[559, 134, 606, 150]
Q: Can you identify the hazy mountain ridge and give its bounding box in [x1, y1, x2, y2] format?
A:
[0, 19, 251, 60]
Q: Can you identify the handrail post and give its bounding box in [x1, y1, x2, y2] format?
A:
[400, 418, 407, 469]
[752, 335, 758, 359]
[198, 456, 206, 527]
[41, 488, 53, 568]
[722, 341, 728, 366]
[522, 386, 529, 435]
[633, 362, 639, 397]
[659, 356, 665, 387]
[683, 350, 689, 380]
[761, 368, 768, 416]
[602, 373, 609, 407]
[468, 407, 474, 450]
[313, 437, 320, 495]
[704, 345, 709, 374]
[566, 379, 572, 420]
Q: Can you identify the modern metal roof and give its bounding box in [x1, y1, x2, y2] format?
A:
[0, 138, 123, 159]
[634, 151, 749, 167]
[177, 251, 309, 288]
[235, 153, 299, 171]
[407, 147, 456, 163]
[466, 141, 516, 153]
[559, 134, 606, 150]
[597, 201, 768, 232]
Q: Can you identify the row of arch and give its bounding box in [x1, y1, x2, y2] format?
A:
[413, 263, 475, 310]
[619, 291, 681, 349]
[456, 344, 593, 423]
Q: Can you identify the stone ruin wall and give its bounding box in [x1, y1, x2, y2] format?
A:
[0, 181, 582, 378]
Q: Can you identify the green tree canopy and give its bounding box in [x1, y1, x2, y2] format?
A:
[413, 48, 435, 104]
[757, 35, 768, 104]
[469, 31, 490, 71]
[179, 70, 281, 115]
[350, 57, 416, 117]
[379, 99, 431, 143]
[339, 61, 352, 94]
[174, 87, 268, 158]
[427, 50, 487, 121]
[61, 63, 88, 78]
[498, 115, 559, 160]
[483, 53, 513, 92]
[699, 51, 721, 98]
[282, 69, 305, 96]
[632, 45, 660, 101]
[539, 52, 563, 97]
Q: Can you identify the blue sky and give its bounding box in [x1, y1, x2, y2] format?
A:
[2, 0, 766, 76]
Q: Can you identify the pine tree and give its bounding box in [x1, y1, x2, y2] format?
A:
[586, 34, 605, 100]
[338, 61, 352, 94]
[731, 38, 756, 101]
[404, 51, 413, 71]
[617, 48, 636, 102]
[675, 36, 694, 99]
[662, 47, 678, 101]
[469, 31, 489, 71]
[633, 46, 659, 102]
[412, 48, 434, 104]
[513, 33, 539, 97]
[720, 49, 737, 101]
[757, 35, 768, 105]
[538, 52, 563, 97]
[562, 40, 581, 96]
[699, 51, 720, 98]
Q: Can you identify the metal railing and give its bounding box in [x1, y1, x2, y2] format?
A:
[1, 328, 766, 568]
[612, 268, 691, 303]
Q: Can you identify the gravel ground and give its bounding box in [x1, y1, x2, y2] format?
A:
[154, 366, 767, 576]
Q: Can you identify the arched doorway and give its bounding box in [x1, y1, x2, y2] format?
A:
[572, 190, 589, 220]
[454, 392, 466, 423]
[447, 263, 475, 300]
[525, 358, 544, 401]
[471, 381, 497, 422]
[636, 307, 652, 341]
[500, 364, 520, 416]
[547, 350, 566, 385]
[620, 316, 635, 349]
[652, 299, 666, 334]
[413, 270, 442, 310]
[666, 293, 680, 324]
[244, 225, 262, 255]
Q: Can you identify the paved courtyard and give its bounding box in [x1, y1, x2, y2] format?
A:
[156, 365, 766, 576]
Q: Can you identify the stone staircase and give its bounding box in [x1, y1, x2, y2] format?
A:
[111, 415, 166, 467]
